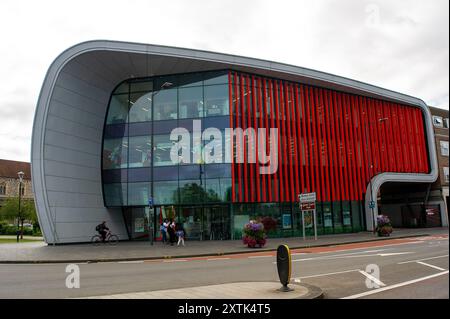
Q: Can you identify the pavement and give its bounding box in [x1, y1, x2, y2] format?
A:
[0, 227, 447, 264]
[80, 282, 323, 299]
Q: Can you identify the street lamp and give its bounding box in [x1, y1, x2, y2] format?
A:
[17, 171, 24, 242]
[365, 117, 388, 233]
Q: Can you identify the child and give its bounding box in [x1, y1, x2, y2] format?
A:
[176, 224, 185, 246]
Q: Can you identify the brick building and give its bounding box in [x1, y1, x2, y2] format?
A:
[0, 159, 33, 207]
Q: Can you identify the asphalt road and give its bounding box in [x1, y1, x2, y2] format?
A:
[0, 234, 448, 299]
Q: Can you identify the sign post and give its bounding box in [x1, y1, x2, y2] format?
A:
[148, 198, 154, 245]
[299, 192, 317, 241]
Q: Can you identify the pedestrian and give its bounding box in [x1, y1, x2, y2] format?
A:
[167, 218, 176, 246]
[176, 223, 185, 246]
[160, 219, 168, 244]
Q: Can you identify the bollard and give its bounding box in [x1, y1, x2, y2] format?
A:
[276, 244, 293, 292]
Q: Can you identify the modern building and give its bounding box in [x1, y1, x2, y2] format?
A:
[0, 159, 33, 207]
[430, 106, 449, 221]
[32, 40, 440, 244]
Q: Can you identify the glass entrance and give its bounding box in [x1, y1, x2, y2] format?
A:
[204, 206, 230, 240]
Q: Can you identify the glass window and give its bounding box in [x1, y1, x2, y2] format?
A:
[0, 183, 6, 195]
[113, 82, 129, 94]
[440, 141, 449, 156]
[205, 178, 232, 202]
[204, 85, 229, 117]
[179, 73, 203, 87]
[444, 118, 449, 129]
[128, 182, 151, 206]
[129, 92, 152, 123]
[444, 167, 449, 183]
[433, 116, 444, 128]
[179, 86, 204, 119]
[153, 89, 177, 121]
[128, 136, 152, 168]
[203, 72, 228, 85]
[103, 138, 128, 169]
[178, 179, 205, 204]
[153, 180, 178, 205]
[130, 81, 153, 93]
[107, 94, 129, 124]
[104, 183, 127, 206]
[153, 134, 176, 166]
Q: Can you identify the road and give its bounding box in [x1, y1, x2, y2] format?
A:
[0, 234, 447, 299]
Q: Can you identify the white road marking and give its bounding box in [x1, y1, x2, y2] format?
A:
[248, 255, 272, 259]
[207, 258, 231, 261]
[359, 270, 386, 287]
[416, 261, 446, 271]
[163, 259, 188, 263]
[286, 251, 414, 263]
[117, 260, 144, 264]
[398, 254, 449, 264]
[377, 252, 413, 257]
[341, 271, 449, 299]
[296, 269, 361, 279]
[294, 278, 301, 283]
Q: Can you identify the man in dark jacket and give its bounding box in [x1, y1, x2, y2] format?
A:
[96, 221, 109, 243]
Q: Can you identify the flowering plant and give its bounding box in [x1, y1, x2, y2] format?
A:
[242, 220, 267, 248]
[375, 215, 393, 236]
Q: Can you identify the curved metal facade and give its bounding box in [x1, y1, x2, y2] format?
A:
[32, 40, 438, 243]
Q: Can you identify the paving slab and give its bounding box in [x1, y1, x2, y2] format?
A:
[79, 282, 323, 299]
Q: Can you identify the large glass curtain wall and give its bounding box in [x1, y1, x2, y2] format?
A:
[102, 70, 232, 208]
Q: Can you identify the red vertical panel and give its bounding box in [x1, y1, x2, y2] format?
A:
[403, 107, 415, 172]
[286, 84, 296, 202]
[273, 81, 282, 202]
[251, 76, 260, 202]
[280, 82, 289, 202]
[263, 79, 272, 202]
[407, 108, 418, 172]
[310, 87, 320, 200]
[239, 74, 247, 202]
[323, 90, 333, 202]
[292, 85, 301, 200]
[375, 100, 386, 173]
[385, 103, 396, 172]
[398, 105, 409, 172]
[301, 85, 311, 193]
[346, 95, 356, 200]
[370, 99, 380, 174]
[358, 97, 369, 196]
[255, 77, 267, 202]
[245, 76, 254, 202]
[354, 97, 366, 200]
[417, 109, 429, 172]
[314, 88, 324, 201]
[381, 102, 391, 171]
[234, 73, 242, 202]
[269, 80, 278, 202]
[410, 108, 421, 173]
[333, 92, 343, 201]
[330, 91, 340, 201]
[349, 96, 360, 200]
[337, 92, 349, 201]
[320, 89, 331, 202]
[341, 95, 352, 200]
[390, 103, 402, 172]
[228, 72, 236, 202]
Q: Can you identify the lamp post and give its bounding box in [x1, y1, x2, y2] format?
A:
[17, 171, 24, 242]
[365, 117, 388, 233]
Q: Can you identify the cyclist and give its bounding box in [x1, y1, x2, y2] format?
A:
[95, 221, 109, 243]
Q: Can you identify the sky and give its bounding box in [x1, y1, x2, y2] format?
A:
[0, 0, 448, 162]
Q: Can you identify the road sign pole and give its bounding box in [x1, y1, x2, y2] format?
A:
[313, 209, 317, 241]
[302, 210, 306, 241]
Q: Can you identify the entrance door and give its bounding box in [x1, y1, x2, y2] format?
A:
[203, 206, 230, 240]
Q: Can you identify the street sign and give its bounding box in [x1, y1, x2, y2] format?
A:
[299, 192, 316, 203]
[301, 202, 316, 210]
[148, 198, 153, 207]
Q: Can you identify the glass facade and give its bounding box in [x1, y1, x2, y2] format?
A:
[102, 69, 380, 241]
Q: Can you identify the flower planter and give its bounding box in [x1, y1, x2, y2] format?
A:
[242, 221, 267, 248]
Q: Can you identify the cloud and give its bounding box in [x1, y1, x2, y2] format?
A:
[0, 0, 448, 162]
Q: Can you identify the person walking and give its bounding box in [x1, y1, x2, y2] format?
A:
[167, 218, 176, 246]
[176, 223, 185, 246]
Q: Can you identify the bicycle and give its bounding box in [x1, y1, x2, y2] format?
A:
[91, 230, 119, 245]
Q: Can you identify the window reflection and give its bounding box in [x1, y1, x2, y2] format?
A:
[153, 89, 177, 120]
[107, 94, 129, 124]
[153, 135, 175, 166]
[103, 138, 128, 169]
[179, 86, 203, 119]
[204, 85, 229, 116]
[129, 92, 152, 123]
[128, 136, 151, 168]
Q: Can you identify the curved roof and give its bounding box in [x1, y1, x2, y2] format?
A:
[31, 40, 438, 243]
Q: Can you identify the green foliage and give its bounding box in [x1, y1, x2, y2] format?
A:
[0, 197, 37, 223]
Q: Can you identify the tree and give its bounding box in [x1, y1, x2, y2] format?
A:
[0, 197, 38, 238]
